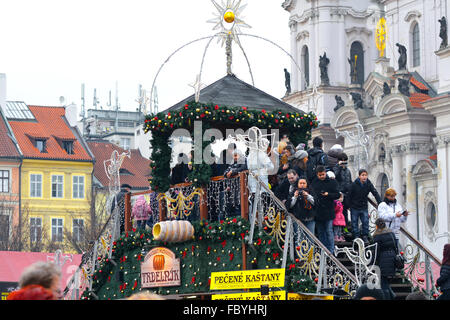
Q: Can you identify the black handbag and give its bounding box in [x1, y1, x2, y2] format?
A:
[390, 232, 405, 270]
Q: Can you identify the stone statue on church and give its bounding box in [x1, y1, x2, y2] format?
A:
[334, 95, 345, 112]
[398, 78, 410, 97]
[382, 82, 391, 98]
[396, 43, 407, 70]
[284, 68, 291, 95]
[350, 92, 364, 110]
[319, 53, 330, 85]
[348, 56, 357, 84]
[439, 17, 448, 49]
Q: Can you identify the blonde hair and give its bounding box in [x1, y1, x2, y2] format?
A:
[384, 188, 397, 198]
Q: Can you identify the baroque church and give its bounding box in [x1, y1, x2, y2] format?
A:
[281, 0, 450, 259]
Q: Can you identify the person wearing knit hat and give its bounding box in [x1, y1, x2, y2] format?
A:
[292, 149, 308, 177]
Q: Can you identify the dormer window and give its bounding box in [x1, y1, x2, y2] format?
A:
[36, 139, 46, 153]
[63, 140, 74, 154]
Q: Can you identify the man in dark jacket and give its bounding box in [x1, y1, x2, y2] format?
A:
[437, 244, 450, 300]
[274, 169, 299, 204]
[170, 153, 191, 185]
[348, 169, 382, 242]
[311, 166, 340, 254]
[223, 150, 247, 217]
[306, 137, 328, 184]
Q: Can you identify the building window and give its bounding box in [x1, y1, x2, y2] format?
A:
[0, 170, 9, 193]
[302, 45, 310, 90]
[426, 202, 437, 229]
[30, 217, 42, 243]
[30, 174, 42, 198]
[73, 175, 85, 199]
[73, 219, 84, 242]
[412, 23, 420, 67]
[63, 141, 74, 154]
[51, 218, 63, 242]
[51, 175, 64, 198]
[350, 41, 365, 85]
[36, 139, 46, 153]
[0, 212, 10, 244]
[121, 138, 131, 150]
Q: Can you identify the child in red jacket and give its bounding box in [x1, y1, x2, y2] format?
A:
[333, 193, 346, 242]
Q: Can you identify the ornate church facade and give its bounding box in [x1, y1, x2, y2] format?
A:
[282, 0, 450, 259]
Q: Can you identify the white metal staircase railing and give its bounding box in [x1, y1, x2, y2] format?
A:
[368, 198, 443, 298]
[249, 172, 360, 296]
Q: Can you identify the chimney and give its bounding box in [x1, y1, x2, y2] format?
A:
[0, 73, 6, 112]
[65, 103, 78, 127]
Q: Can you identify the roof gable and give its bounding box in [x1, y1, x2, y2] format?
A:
[166, 74, 303, 113]
[8, 105, 93, 161]
[87, 141, 151, 190]
[0, 107, 21, 158]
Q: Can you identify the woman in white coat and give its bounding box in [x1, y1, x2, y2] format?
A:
[377, 188, 409, 247]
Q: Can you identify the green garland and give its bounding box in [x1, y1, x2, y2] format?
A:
[81, 217, 317, 300]
[145, 101, 318, 192]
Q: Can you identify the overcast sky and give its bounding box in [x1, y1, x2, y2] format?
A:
[0, 0, 291, 115]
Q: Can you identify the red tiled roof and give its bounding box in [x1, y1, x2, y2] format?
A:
[0, 110, 20, 158]
[0, 251, 81, 285]
[87, 141, 151, 190]
[410, 76, 429, 91]
[8, 106, 93, 161]
[409, 93, 431, 108]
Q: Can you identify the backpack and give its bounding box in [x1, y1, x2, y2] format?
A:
[306, 151, 327, 182]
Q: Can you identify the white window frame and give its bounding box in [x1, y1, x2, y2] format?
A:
[30, 217, 42, 243]
[51, 175, 64, 198]
[30, 174, 43, 198]
[0, 170, 10, 193]
[72, 219, 84, 242]
[72, 175, 85, 199]
[51, 218, 64, 242]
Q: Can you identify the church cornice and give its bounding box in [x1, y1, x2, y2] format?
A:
[282, 0, 296, 12]
[296, 30, 310, 41]
[345, 26, 373, 37]
[404, 10, 422, 22]
[290, 8, 320, 24]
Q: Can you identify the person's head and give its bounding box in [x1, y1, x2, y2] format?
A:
[294, 150, 308, 163]
[338, 192, 344, 202]
[233, 150, 244, 163]
[19, 261, 62, 299]
[340, 152, 348, 162]
[285, 144, 295, 157]
[298, 178, 308, 189]
[316, 166, 326, 180]
[375, 218, 386, 231]
[312, 137, 323, 149]
[287, 169, 299, 185]
[443, 243, 450, 266]
[405, 291, 429, 300]
[7, 284, 55, 300]
[384, 188, 397, 202]
[353, 284, 385, 300]
[358, 169, 368, 183]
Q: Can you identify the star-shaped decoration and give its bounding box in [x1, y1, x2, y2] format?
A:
[207, 0, 251, 46]
[189, 74, 207, 102]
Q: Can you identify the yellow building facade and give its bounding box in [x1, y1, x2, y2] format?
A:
[21, 159, 93, 251]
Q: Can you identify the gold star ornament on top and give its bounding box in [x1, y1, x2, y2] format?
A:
[207, 0, 251, 46]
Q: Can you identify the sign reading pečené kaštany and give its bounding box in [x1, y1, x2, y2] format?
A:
[210, 269, 285, 290]
[212, 290, 286, 300]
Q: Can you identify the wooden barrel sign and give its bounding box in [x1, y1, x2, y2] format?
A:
[153, 254, 165, 270]
[152, 220, 194, 242]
